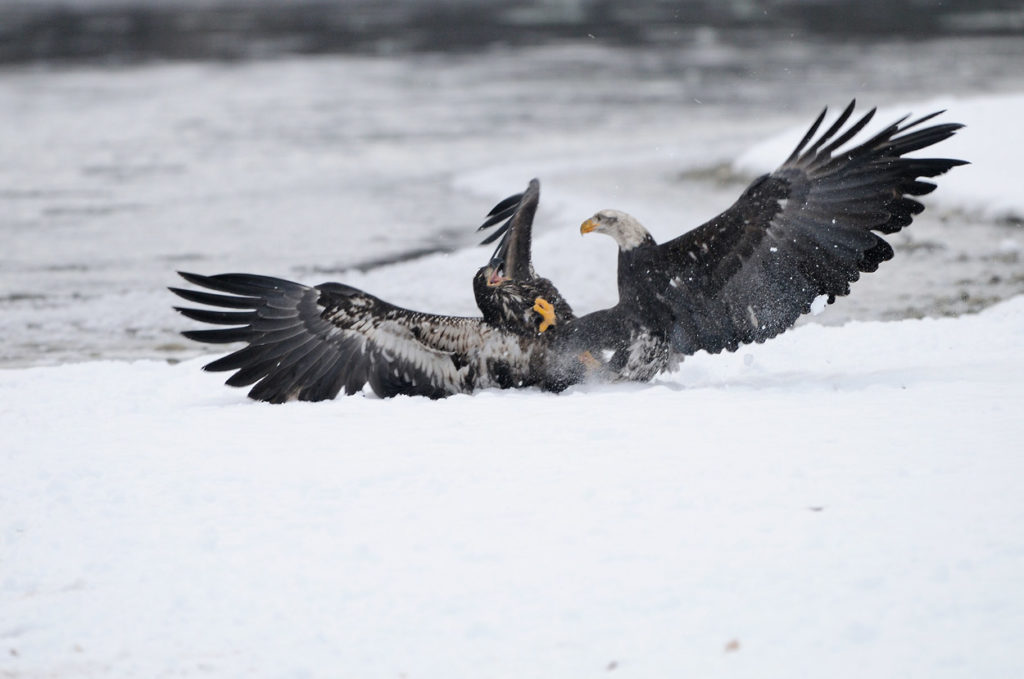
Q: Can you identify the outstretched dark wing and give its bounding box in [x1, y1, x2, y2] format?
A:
[171, 272, 533, 402]
[654, 101, 965, 355]
[478, 178, 540, 280]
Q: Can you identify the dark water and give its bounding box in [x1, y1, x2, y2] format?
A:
[2, 0, 1022, 64]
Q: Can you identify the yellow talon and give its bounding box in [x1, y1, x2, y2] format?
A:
[533, 297, 556, 333]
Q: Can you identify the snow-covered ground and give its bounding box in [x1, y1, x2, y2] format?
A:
[3, 296, 1023, 678]
[3, 45, 1024, 676]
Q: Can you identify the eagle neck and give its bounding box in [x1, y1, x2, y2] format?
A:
[613, 227, 655, 252]
[617, 242, 655, 297]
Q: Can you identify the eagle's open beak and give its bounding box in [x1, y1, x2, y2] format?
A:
[487, 268, 506, 286]
[580, 218, 598, 235]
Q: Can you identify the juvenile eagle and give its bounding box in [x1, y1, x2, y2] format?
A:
[548, 101, 966, 385]
[171, 183, 563, 402]
[476, 178, 576, 335]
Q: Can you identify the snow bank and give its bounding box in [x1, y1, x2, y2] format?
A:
[3, 296, 1023, 678]
[735, 93, 1024, 222]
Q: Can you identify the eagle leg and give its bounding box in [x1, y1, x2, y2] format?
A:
[532, 297, 556, 333]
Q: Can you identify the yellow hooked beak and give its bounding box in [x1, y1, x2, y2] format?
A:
[580, 217, 598, 235]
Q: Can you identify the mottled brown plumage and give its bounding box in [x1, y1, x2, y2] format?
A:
[474, 179, 575, 336]
[170, 182, 572, 402]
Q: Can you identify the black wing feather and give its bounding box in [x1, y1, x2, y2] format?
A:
[173, 307, 256, 326]
[477, 192, 525, 244]
[181, 327, 251, 344]
[477, 178, 541, 281]
[168, 286, 258, 309]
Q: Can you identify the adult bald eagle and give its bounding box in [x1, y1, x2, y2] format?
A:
[170, 183, 563, 402]
[549, 101, 965, 385]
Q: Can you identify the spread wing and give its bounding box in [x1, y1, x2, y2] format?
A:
[478, 177, 540, 279]
[655, 100, 966, 355]
[171, 272, 532, 402]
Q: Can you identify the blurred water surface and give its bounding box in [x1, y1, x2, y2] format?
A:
[2, 29, 1023, 366]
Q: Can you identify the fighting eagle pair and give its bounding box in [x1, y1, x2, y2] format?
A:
[172, 101, 966, 402]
